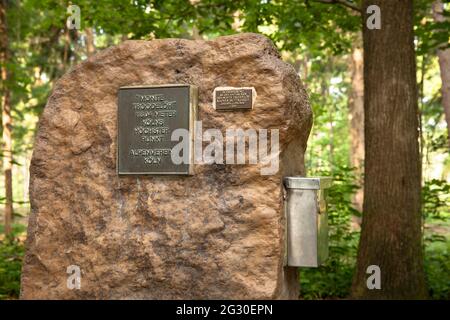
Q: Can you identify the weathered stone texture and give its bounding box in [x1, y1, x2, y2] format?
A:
[21, 33, 312, 299]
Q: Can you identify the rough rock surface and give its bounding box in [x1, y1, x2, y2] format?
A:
[21, 33, 312, 299]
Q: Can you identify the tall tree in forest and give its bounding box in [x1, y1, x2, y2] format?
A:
[0, 0, 13, 237]
[349, 37, 364, 213]
[84, 28, 96, 57]
[351, 0, 428, 298]
[433, 0, 450, 147]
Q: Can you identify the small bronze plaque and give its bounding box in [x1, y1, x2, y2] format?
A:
[117, 84, 197, 175]
[214, 87, 254, 111]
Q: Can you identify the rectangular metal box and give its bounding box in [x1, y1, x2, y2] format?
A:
[284, 177, 332, 267]
[117, 84, 197, 175]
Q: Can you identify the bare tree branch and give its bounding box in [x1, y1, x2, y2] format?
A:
[312, 0, 362, 13]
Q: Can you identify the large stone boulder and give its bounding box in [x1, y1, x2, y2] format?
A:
[21, 33, 312, 299]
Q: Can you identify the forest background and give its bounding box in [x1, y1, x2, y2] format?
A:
[0, 0, 449, 300]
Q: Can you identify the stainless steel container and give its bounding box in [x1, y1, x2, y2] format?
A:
[284, 177, 332, 267]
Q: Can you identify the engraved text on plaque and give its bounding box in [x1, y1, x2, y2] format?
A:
[118, 84, 197, 175]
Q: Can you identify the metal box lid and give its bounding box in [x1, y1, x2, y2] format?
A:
[283, 177, 332, 190]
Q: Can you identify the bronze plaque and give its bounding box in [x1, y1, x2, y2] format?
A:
[117, 84, 197, 175]
[214, 88, 253, 111]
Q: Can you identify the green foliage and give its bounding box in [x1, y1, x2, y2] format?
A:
[299, 166, 360, 299]
[415, 0, 450, 55]
[299, 172, 450, 300]
[423, 179, 450, 220]
[425, 241, 450, 300]
[268, 0, 360, 55]
[422, 179, 450, 299]
[298, 46, 360, 299]
[0, 238, 25, 300]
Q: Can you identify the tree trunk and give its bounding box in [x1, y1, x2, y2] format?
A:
[85, 27, 96, 57]
[349, 40, 364, 213]
[352, 0, 428, 299]
[0, 0, 13, 237]
[59, 28, 70, 73]
[433, 0, 450, 148]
